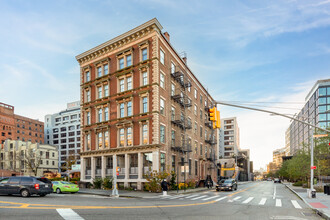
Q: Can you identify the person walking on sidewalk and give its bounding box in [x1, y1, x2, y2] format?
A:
[161, 179, 169, 196]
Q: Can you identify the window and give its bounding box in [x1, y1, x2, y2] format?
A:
[194, 122, 197, 134]
[120, 103, 125, 118]
[119, 58, 124, 69]
[160, 98, 165, 115]
[160, 125, 165, 143]
[188, 80, 191, 92]
[160, 49, 165, 64]
[127, 77, 132, 90]
[160, 73, 165, 88]
[104, 64, 108, 75]
[142, 48, 148, 61]
[171, 107, 175, 120]
[142, 124, 148, 144]
[127, 101, 132, 116]
[200, 144, 203, 155]
[98, 109, 103, 122]
[171, 130, 175, 146]
[86, 90, 91, 102]
[127, 127, 132, 146]
[195, 160, 198, 175]
[98, 133, 103, 148]
[200, 126, 203, 138]
[86, 71, 90, 82]
[97, 66, 102, 78]
[195, 142, 198, 154]
[194, 89, 197, 99]
[104, 85, 109, 97]
[172, 155, 176, 171]
[160, 153, 165, 172]
[142, 72, 148, 86]
[86, 134, 91, 150]
[319, 87, 326, 96]
[104, 107, 109, 121]
[104, 131, 109, 148]
[98, 87, 102, 99]
[200, 110, 203, 120]
[86, 112, 90, 125]
[171, 83, 175, 96]
[194, 104, 197, 115]
[126, 54, 132, 66]
[119, 128, 124, 147]
[142, 97, 148, 113]
[119, 79, 125, 92]
[171, 62, 175, 74]
[200, 95, 203, 105]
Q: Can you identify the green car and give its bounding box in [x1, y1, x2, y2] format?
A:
[52, 181, 79, 194]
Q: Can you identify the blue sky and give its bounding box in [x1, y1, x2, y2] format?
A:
[1, 0, 329, 170]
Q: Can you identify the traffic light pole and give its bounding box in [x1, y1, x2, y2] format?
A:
[216, 101, 330, 198]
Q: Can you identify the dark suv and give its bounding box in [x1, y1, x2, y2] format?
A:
[0, 176, 53, 197]
[216, 179, 237, 191]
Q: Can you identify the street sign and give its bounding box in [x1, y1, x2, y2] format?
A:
[313, 134, 328, 138]
[311, 166, 316, 170]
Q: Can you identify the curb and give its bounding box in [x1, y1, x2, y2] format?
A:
[284, 184, 330, 220]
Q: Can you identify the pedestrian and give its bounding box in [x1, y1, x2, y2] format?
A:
[161, 179, 169, 196]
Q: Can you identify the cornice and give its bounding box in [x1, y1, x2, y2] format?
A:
[76, 18, 163, 65]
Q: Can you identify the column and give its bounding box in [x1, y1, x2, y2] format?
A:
[80, 157, 85, 181]
[137, 152, 143, 190]
[152, 150, 159, 172]
[101, 156, 106, 179]
[91, 157, 95, 180]
[124, 154, 129, 188]
[113, 154, 117, 179]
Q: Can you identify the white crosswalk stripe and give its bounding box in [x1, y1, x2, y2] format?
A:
[215, 196, 227, 201]
[185, 194, 200, 199]
[275, 199, 282, 207]
[233, 196, 241, 201]
[191, 195, 207, 200]
[259, 198, 267, 205]
[242, 197, 254, 204]
[168, 195, 185, 199]
[291, 200, 302, 209]
[202, 195, 221, 201]
[57, 209, 84, 220]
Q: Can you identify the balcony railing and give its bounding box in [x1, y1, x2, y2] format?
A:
[171, 116, 192, 130]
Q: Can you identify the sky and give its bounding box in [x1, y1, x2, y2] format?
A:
[0, 0, 330, 171]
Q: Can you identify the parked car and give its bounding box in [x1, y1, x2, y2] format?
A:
[52, 181, 79, 194]
[0, 176, 53, 197]
[267, 178, 272, 181]
[216, 179, 237, 191]
[274, 178, 281, 183]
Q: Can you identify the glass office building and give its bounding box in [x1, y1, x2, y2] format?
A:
[289, 79, 330, 155]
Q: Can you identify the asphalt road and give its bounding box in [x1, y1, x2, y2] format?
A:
[0, 181, 322, 220]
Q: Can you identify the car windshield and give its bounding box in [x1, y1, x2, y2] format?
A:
[224, 180, 232, 183]
[37, 178, 51, 183]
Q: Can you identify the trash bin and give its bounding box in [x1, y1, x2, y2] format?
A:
[311, 189, 316, 198]
[327, 185, 330, 195]
[324, 185, 328, 194]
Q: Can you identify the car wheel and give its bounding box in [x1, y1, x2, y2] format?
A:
[20, 189, 30, 197]
[56, 188, 61, 194]
[39, 194, 46, 197]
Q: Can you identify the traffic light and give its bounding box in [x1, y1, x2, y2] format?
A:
[216, 110, 221, 128]
[116, 167, 119, 176]
[208, 107, 216, 122]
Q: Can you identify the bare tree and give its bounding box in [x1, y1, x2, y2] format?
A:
[16, 149, 42, 176]
[61, 155, 77, 173]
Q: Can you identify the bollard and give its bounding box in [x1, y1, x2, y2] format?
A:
[311, 189, 316, 198]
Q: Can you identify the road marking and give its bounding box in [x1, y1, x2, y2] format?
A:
[291, 200, 302, 209]
[185, 194, 200, 199]
[168, 195, 185, 199]
[275, 199, 282, 207]
[259, 198, 267, 205]
[191, 195, 207, 200]
[202, 195, 221, 201]
[215, 196, 227, 201]
[233, 196, 241, 201]
[273, 185, 276, 199]
[56, 209, 84, 220]
[242, 197, 254, 204]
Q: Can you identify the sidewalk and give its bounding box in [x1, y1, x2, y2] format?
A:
[284, 182, 330, 220]
[78, 181, 252, 198]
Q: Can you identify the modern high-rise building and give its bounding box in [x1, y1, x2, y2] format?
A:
[76, 18, 219, 189]
[289, 79, 330, 155]
[44, 101, 81, 173]
[0, 102, 44, 145]
[219, 117, 240, 158]
[272, 148, 286, 169]
[285, 127, 290, 156]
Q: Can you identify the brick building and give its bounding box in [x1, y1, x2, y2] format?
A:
[0, 102, 44, 145]
[76, 18, 218, 190]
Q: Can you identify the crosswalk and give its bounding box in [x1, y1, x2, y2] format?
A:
[147, 193, 303, 209]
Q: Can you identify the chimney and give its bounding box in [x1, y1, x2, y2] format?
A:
[164, 32, 170, 42]
[182, 57, 187, 64]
